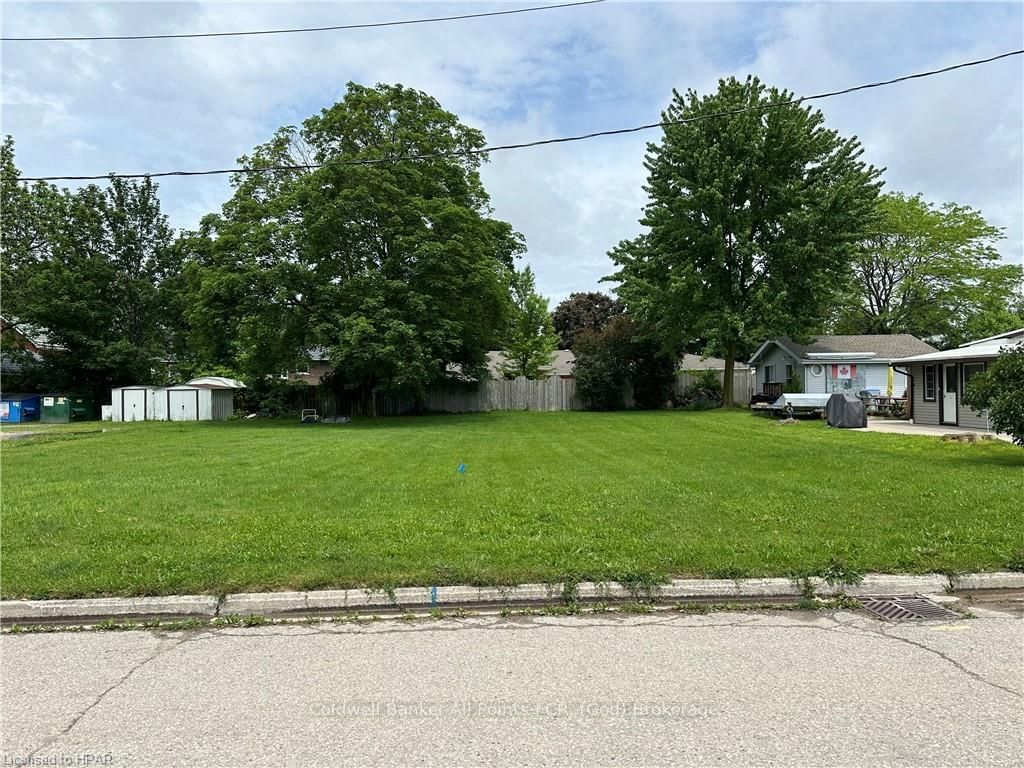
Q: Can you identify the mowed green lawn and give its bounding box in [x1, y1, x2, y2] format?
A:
[2, 410, 1021, 598]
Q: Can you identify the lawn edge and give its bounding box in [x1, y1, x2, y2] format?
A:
[2, 572, 1020, 627]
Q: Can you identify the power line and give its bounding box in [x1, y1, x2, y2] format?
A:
[14, 48, 1023, 183]
[2, 0, 605, 42]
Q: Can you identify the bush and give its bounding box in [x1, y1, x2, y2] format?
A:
[674, 369, 723, 410]
[234, 379, 307, 417]
[963, 341, 1024, 446]
[574, 321, 630, 411]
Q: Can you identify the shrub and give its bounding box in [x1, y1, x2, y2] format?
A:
[574, 320, 630, 411]
[963, 341, 1024, 446]
[675, 369, 723, 410]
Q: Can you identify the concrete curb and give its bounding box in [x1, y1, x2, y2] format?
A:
[2, 573, 1021, 625]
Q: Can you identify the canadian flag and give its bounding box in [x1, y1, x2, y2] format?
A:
[832, 364, 857, 380]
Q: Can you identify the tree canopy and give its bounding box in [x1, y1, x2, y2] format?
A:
[611, 76, 882, 405]
[180, 83, 523, 411]
[552, 291, 624, 351]
[499, 266, 557, 379]
[1, 137, 178, 400]
[833, 192, 1023, 348]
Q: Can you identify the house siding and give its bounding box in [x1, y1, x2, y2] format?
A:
[907, 360, 991, 429]
[907, 363, 941, 426]
[804, 364, 828, 393]
[957, 358, 991, 429]
[755, 345, 799, 392]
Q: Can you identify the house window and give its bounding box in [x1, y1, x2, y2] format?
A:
[923, 365, 936, 401]
[764, 365, 775, 383]
[785, 364, 793, 383]
[962, 362, 985, 390]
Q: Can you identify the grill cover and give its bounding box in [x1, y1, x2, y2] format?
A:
[826, 393, 867, 428]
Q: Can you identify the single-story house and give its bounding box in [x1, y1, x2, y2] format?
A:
[892, 327, 1024, 429]
[679, 354, 750, 372]
[486, 350, 577, 379]
[748, 334, 937, 398]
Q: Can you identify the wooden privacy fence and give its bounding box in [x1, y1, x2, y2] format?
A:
[675, 368, 753, 406]
[298, 368, 751, 416]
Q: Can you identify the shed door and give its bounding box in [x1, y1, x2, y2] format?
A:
[123, 390, 147, 422]
[168, 390, 198, 421]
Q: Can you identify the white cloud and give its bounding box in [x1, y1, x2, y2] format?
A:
[2, 1, 1021, 305]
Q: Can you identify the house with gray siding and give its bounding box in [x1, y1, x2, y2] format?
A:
[748, 335, 937, 398]
[892, 328, 1024, 430]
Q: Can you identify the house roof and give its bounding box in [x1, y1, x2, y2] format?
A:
[749, 334, 936, 364]
[680, 354, 749, 371]
[893, 328, 1024, 364]
[486, 350, 576, 377]
[185, 376, 246, 389]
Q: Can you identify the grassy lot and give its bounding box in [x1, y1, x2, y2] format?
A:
[1, 410, 1021, 598]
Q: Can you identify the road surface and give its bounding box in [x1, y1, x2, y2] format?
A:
[2, 604, 1022, 767]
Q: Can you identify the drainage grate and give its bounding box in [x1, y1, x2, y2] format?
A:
[858, 596, 962, 621]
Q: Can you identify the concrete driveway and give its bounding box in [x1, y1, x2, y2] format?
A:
[3, 604, 1022, 767]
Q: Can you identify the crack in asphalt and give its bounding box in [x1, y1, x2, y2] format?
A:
[24, 633, 203, 758]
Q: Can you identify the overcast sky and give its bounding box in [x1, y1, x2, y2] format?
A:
[3, 1, 1022, 302]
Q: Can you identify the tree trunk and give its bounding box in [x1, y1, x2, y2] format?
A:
[723, 338, 737, 408]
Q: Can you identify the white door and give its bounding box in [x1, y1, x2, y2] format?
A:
[942, 364, 958, 424]
[168, 390, 198, 421]
[123, 390, 146, 422]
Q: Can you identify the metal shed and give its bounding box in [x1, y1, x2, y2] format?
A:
[41, 394, 96, 423]
[158, 378, 244, 422]
[111, 386, 160, 422]
[0, 393, 42, 423]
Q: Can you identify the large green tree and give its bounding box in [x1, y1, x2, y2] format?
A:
[834, 192, 1022, 347]
[611, 77, 882, 405]
[499, 266, 557, 379]
[1, 137, 178, 400]
[182, 83, 523, 412]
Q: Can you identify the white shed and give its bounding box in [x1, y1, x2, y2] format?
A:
[156, 378, 244, 422]
[110, 386, 160, 422]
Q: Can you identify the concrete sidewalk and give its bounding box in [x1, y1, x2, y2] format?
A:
[2, 599, 1021, 767]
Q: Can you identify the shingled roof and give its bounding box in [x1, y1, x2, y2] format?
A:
[774, 334, 937, 360]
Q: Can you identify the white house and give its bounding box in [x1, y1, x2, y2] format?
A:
[748, 335, 937, 397]
[892, 327, 1024, 429]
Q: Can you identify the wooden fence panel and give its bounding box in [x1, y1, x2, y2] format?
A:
[675, 369, 753, 405]
[299, 369, 749, 415]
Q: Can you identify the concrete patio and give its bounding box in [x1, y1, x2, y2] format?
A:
[855, 418, 1013, 443]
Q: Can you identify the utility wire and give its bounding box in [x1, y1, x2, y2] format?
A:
[2, 0, 605, 42]
[14, 48, 1023, 183]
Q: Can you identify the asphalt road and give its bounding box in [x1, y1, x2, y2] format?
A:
[2, 604, 1022, 767]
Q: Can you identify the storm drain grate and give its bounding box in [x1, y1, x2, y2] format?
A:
[858, 596, 962, 621]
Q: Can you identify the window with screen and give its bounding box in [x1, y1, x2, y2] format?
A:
[764, 365, 775, 383]
[923, 365, 936, 401]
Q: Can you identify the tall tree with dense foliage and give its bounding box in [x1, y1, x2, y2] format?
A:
[552, 291, 623, 350]
[834, 192, 1021, 347]
[963, 342, 1024, 446]
[181, 83, 523, 412]
[611, 77, 882, 405]
[1, 137, 178, 399]
[574, 314, 676, 410]
[499, 266, 557, 379]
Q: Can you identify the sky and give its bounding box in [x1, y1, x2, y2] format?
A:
[3, 1, 1022, 303]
